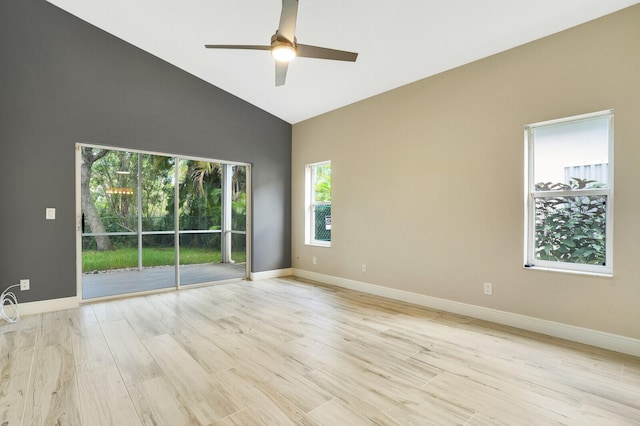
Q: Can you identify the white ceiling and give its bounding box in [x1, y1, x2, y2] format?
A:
[47, 0, 639, 124]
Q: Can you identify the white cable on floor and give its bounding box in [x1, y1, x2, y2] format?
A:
[1, 284, 20, 323]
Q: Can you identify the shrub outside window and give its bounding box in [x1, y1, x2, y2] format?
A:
[525, 110, 613, 275]
[305, 161, 331, 246]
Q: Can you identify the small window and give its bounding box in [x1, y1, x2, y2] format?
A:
[305, 161, 331, 246]
[525, 110, 613, 275]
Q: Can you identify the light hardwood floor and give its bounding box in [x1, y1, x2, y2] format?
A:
[1, 277, 639, 425]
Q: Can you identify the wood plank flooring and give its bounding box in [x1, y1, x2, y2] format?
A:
[1, 277, 639, 425]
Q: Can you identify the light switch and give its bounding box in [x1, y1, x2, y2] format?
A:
[46, 208, 56, 220]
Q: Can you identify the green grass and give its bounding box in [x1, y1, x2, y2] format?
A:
[82, 247, 246, 272]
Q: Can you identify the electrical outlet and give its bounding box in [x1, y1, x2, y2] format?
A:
[312, 256, 317, 265]
[361, 264, 366, 272]
[20, 279, 30, 291]
[483, 282, 492, 296]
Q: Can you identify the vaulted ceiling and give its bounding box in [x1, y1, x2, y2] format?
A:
[47, 0, 640, 123]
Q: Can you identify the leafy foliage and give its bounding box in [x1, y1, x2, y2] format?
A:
[534, 178, 606, 265]
[89, 151, 137, 232]
[313, 164, 331, 241]
[314, 164, 331, 202]
[168, 161, 246, 224]
[83, 152, 248, 268]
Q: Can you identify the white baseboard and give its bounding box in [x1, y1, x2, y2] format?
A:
[11, 267, 296, 318]
[17, 296, 79, 317]
[250, 268, 293, 281]
[293, 269, 640, 357]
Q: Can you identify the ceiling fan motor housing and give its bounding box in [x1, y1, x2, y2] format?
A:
[271, 33, 296, 48]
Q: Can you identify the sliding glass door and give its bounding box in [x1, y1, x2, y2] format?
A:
[78, 145, 249, 300]
[228, 165, 247, 267]
[139, 153, 176, 293]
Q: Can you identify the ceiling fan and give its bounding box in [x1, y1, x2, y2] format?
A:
[205, 0, 358, 86]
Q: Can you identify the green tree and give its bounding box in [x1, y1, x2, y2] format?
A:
[314, 164, 331, 202]
[90, 150, 138, 233]
[535, 178, 606, 265]
[84, 152, 247, 252]
[176, 161, 223, 232]
[170, 161, 247, 231]
[139, 154, 175, 232]
[81, 147, 114, 251]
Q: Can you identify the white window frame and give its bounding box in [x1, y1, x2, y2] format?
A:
[305, 161, 331, 247]
[524, 110, 613, 276]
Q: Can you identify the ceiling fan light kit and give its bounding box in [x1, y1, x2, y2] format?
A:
[205, 0, 358, 86]
[271, 36, 296, 62]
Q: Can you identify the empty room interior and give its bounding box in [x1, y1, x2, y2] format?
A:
[1, 0, 639, 424]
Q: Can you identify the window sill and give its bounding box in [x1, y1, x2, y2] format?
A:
[523, 265, 612, 278]
[306, 241, 331, 248]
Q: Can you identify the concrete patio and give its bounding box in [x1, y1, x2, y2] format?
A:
[82, 262, 247, 299]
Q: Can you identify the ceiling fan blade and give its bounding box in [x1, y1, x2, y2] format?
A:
[278, 0, 299, 42]
[296, 44, 358, 62]
[204, 45, 271, 51]
[275, 61, 289, 86]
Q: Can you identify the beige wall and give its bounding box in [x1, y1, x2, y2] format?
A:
[292, 5, 640, 339]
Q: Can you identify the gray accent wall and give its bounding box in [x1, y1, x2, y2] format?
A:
[0, 0, 292, 302]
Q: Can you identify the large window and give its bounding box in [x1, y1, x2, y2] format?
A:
[525, 110, 613, 275]
[305, 161, 332, 246]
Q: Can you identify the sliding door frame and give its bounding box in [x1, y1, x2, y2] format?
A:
[75, 142, 252, 302]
